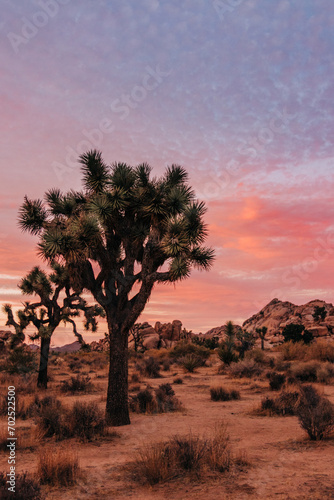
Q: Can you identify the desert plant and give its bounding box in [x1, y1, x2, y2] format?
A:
[228, 359, 262, 378]
[289, 361, 319, 382]
[2, 346, 37, 375]
[60, 373, 93, 393]
[312, 306, 327, 322]
[0, 471, 44, 499]
[217, 346, 238, 366]
[37, 449, 79, 486]
[19, 152, 214, 425]
[210, 386, 240, 401]
[267, 371, 286, 391]
[141, 356, 161, 378]
[179, 353, 204, 372]
[244, 348, 269, 365]
[260, 389, 300, 416]
[255, 326, 268, 351]
[173, 377, 183, 384]
[70, 401, 106, 441]
[282, 324, 313, 344]
[192, 336, 219, 350]
[129, 424, 233, 484]
[170, 341, 210, 362]
[297, 385, 334, 440]
[306, 342, 334, 363]
[130, 385, 181, 414]
[277, 340, 308, 361]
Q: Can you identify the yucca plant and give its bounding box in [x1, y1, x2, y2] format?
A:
[3, 262, 104, 388]
[18, 150, 214, 425]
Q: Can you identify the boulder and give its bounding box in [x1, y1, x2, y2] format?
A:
[142, 334, 160, 350]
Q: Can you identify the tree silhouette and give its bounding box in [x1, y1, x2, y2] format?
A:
[4, 262, 104, 388]
[17, 151, 215, 424]
[255, 326, 268, 350]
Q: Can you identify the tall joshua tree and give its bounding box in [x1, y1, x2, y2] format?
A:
[4, 262, 104, 388]
[18, 150, 214, 424]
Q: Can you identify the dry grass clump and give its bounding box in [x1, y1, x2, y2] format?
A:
[289, 361, 334, 384]
[37, 448, 80, 486]
[135, 356, 161, 378]
[130, 383, 182, 414]
[244, 348, 272, 365]
[266, 371, 286, 391]
[173, 377, 183, 384]
[228, 359, 262, 378]
[277, 341, 308, 361]
[259, 389, 301, 416]
[37, 398, 108, 442]
[210, 386, 241, 401]
[0, 471, 44, 499]
[128, 423, 235, 485]
[0, 374, 37, 394]
[297, 385, 334, 440]
[305, 342, 334, 363]
[59, 373, 94, 393]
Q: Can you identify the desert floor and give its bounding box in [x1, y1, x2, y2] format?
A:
[1, 349, 334, 500]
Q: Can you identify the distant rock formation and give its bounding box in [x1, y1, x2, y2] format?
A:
[242, 298, 334, 343]
[89, 319, 185, 352]
[200, 323, 243, 340]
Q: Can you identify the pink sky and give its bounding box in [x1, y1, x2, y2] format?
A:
[1, 1, 334, 345]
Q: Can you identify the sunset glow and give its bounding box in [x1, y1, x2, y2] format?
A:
[1, 1, 334, 344]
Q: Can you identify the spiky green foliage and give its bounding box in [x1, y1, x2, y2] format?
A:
[4, 263, 104, 388]
[18, 150, 214, 423]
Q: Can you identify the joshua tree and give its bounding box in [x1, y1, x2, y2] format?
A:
[4, 263, 104, 388]
[217, 320, 238, 365]
[17, 150, 214, 425]
[255, 326, 268, 350]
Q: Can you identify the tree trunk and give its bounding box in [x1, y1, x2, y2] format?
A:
[37, 337, 51, 389]
[106, 317, 130, 426]
[261, 337, 264, 351]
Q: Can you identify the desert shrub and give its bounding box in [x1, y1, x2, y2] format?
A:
[282, 324, 313, 344]
[228, 359, 262, 378]
[260, 389, 300, 416]
[245, 348, 269, 364]
[277, 340, 308, 361]
[169, 341, 210, 363]
[129, 371, 141, 383]
[315, 363, 334, 384]
[2, 346, 37, 374]
[37, 398, 65, 439]
[136, 357, 161, 378]
[155, 383, 181, 412]
[192, 336, 219, 350]
[0, 471, 44, 499]
[70, 401, 106, 441]
[217, 346, 238, 366]
[173, 377, 183, 384]
[130, 388, 154, 413]
[289, 361, 319, 382]
[297, 385, 334, 440]
[306, 342, 334, 363]
[179, 353, 204, 372]
[129, 424, 232, 484]
[37, 449, 79, 486]
[161, 359, 171, 371]
[60, 373, 93, 393]
[130, 385, 181, 414]
[210, 387, 240, 401]
[38, 399, 106, 441]
[267, 371, 286, 391]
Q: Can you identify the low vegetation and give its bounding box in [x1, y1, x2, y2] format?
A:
[210, 386, 241, 401]
[128, 423, 234, 485]
[37, 449, 80, 486]
[130, 383, 182, 414]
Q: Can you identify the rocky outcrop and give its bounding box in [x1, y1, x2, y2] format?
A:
[242, 298, 334, 342]
[201, 323, 242, 340]
[90, 320, 185, 352]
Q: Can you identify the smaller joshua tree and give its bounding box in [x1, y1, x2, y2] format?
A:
[255, 326, 268, 351]
[4, 262, 104, 388]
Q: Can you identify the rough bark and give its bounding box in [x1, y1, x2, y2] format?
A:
[37, 337, 51, 389]
[106, 315, 130, 426]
